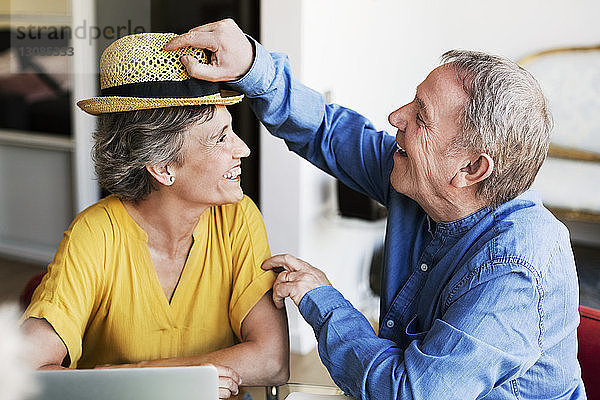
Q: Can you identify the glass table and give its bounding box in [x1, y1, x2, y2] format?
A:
[264, 383, 352, 399]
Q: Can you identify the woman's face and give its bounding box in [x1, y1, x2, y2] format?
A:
[170, 105, 250, 208]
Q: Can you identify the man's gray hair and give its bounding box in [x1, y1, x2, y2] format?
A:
[93, 105, 215, 202]
[441, 49, 553, 208]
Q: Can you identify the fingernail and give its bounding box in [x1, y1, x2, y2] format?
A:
[181, 55, 189, 65]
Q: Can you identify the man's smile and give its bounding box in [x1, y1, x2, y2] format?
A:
[396, 142, 408, 157]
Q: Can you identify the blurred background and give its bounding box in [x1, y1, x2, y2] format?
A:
[0, 0, 598, 365]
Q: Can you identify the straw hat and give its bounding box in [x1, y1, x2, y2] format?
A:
[76, 32, 243, 115]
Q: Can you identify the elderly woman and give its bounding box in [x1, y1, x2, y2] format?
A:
[20, 33, 289, 399]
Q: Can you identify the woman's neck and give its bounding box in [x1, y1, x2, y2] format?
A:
[122, 191, 207, 256]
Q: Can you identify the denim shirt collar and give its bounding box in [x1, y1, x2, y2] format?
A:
[432, 206, 492, 237]
[430, 190, 542, 237]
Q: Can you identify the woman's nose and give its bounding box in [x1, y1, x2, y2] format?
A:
[233, 134, 251, 158]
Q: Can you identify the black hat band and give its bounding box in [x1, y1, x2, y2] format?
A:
[101, 79, 220, 99]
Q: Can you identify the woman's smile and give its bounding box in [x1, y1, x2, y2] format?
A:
[223, 165, 242, 181]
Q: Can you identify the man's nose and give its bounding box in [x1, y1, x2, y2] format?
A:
[388, 107, 407, 132]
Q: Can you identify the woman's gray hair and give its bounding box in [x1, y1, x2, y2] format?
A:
[441, 50, 553, 209]
[93, 105, 215, 202]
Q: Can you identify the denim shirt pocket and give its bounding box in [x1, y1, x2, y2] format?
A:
[405, 315, 427, 343]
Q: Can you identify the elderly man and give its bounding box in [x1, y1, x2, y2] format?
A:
[166, 20, 585, 399]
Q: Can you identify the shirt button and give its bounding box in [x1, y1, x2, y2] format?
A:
[420, 263, 429, 272]
[386, 320, 395, 328]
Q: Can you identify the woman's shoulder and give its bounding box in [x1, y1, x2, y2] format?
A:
[72, 195, 116, 222]
[218, 195, 262, 219]
[68, 195, 128, 237]
[209, 195, 265, 235]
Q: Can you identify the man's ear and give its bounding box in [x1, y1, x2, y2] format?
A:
[146, 164, 176, 186]
[451, 153, 494, 188]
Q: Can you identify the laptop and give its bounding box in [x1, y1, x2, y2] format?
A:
[31, 365, 219, 400]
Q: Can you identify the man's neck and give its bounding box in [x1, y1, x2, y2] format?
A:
[420, 191, 486, 223]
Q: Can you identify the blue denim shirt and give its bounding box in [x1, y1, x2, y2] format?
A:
[230, 40, 586, 399]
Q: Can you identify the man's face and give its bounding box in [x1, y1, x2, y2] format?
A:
[388, 64, 469, 210]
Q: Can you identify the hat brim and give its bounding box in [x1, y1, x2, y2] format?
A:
[77, 91, 244, 115]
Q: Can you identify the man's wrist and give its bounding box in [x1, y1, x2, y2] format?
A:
[243, 35, 256, 78]
[298, 286, 351, 332]
[227, 36, 274, 97]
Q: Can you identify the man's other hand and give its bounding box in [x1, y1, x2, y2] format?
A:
[262, 254, 332, 309]
[164, 18, 253, 82]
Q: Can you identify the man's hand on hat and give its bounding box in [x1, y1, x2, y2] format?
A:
[165, 18, 253, 82]
[262, 254, 332, 309]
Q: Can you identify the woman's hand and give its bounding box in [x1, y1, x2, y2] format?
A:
[96, 362, 241, 399]
[164, 18, 254, 82]
[94, 362, 142, 369]
[214, 364, 242, 399]
[262, 254, 332, 308]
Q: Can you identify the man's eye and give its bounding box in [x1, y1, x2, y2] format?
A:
[217, 134, 227, 143]
[416, 113, 424, 125]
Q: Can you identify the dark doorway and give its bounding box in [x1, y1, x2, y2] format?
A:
[150, 0, 261, 205]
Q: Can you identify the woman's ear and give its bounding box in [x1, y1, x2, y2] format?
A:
[146, 164, 176, 186]
[451, 153, 494, 188]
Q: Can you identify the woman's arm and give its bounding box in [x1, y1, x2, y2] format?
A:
[104, 291, 290, 386]
[230, 290, 290, 385]
[186, 290, 290, 386]
[21, 317, 68, 370]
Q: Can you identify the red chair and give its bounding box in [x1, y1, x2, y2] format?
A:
[19, 271, 45, 311]
[579, 305, 600, 399]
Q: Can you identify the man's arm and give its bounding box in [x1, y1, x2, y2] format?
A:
[264, 255, 542, 399]
[166, 19, 396, 206]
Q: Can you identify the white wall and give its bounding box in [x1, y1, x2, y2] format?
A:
[300, 0, 600, 130]
[72, 0, 100, 213]
[0, 0, 99, 264]
[260, 0, 600, 353]
[0, 138, 73, 262]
